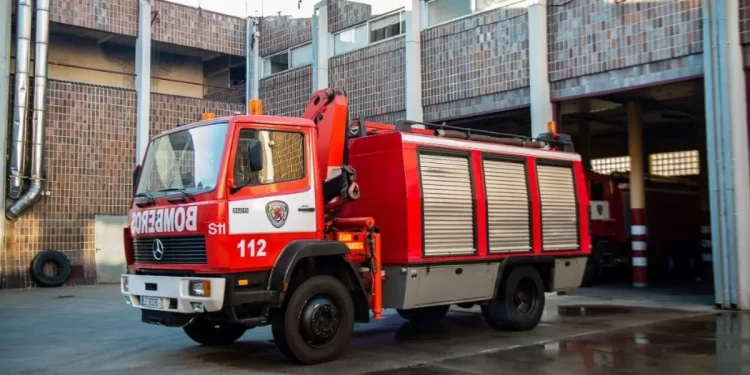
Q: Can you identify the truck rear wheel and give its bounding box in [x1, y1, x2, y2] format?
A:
[271, 275, 355, 365]
[396, 305, 449, 323]
[481, 265, 545, 331]
[183, 317, 247, 346]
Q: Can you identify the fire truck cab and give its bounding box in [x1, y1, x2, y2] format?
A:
[120, 89, 591, 365]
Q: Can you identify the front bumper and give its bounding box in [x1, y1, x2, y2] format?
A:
[121, 274, 226, 314]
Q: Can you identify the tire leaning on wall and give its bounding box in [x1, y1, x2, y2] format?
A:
[29, 250, 72, 287]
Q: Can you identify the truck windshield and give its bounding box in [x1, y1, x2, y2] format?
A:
[136, 121, 228, 197]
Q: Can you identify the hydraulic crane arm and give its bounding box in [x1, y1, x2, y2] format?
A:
[302, 89, 360, 216]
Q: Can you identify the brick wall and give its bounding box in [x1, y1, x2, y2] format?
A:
[548, 0, 703, 83]
[259, 16, 313, 57]
[328, 0, 373, 34]
[259, 66, 313, 117]
[152, 0, 246, 57]
[50, 0, 138, 37]
[421, 7, 529, 121]
[329, 37, 405, 121]
[1, 80, 243, 289]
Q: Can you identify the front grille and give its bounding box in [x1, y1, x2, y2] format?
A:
[133, 235, 207, 264]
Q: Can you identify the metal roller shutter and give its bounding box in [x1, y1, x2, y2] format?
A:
[419, 152, 476, 257]
[537, 164, 579, 251]
[484, 159, 531, 253]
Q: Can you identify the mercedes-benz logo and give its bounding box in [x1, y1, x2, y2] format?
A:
[152, 239, 164, 260]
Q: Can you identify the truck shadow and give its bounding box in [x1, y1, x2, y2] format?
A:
[162, 305, 697, 372]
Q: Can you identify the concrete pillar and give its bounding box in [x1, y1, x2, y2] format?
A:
[135, 0, 152, 165]
[702, 0, 750, 309]
[245, 17, 259, 107]
[405, 0, 423, 122]
[528, 0, 553, 136]
[312, 1, 329, 91]
[627, 101, 647, 288]
[0, 0, 11, 285]
[723, 0, 750, 311]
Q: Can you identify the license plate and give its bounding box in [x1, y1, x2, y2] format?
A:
[140, 296, 167, 309]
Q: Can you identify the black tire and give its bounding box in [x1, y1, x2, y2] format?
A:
[481, 265, 545, 331]
[271, 275, 355, 365]
[29, 250, 72, 288]
[396, 305, 450, 323]
[183, 317, 247, 346]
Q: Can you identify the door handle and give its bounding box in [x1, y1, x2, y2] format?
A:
[298, 206, 315, 212]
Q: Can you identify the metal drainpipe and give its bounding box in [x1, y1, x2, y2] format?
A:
[7, 0, 49, 221]
[702, 0, 730, 308]
[715, 0, 737, 308]
[8, 0, 33, 201]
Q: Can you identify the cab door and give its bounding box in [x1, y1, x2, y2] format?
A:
[225, 123, 319, 270]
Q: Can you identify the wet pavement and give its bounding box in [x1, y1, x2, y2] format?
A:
[367, 312, 750, 375]
[0, 284, 745, 374]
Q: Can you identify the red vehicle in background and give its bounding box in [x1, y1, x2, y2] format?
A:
[584, 171, 702, 285]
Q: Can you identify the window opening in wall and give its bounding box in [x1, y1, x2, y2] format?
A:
[334, 25, 368, 55]
[591, 156, 631, 175]
[425, 0, 519, 27]
[262, 42, 312, 78]
[649, 150, 700, 177]
[426, 0, 472, 26]
[332, 9, 405, 56]
[369, 12, 405, 43]
[291, 43, 313, 68]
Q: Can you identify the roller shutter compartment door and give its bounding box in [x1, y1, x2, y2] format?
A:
[484, 159, 531, 253]
[419, 153, 476, 257]
[537, 164, 579, 251]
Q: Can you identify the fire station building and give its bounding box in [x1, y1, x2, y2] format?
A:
[2, 0, 750, 310]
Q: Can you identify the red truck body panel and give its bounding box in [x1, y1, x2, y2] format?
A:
[338, 131, 591, 266]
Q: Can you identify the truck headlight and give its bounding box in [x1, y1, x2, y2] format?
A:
[189, 280, 211, 297]
[121, 276, 129, 292]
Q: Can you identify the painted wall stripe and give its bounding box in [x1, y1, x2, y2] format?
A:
[632, 257, 648, 267]
[632, 241, 647, 251]
[631, 225, 647, 235]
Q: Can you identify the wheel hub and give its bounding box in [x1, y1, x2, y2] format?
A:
[514, 278, 536, 315]
[300, 295, 340, 345]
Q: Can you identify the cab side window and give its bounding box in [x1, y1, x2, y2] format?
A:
[233, 129, 305, 187]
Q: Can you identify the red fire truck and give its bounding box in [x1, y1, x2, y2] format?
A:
[584, 171, 702, 285]
[120, 89, 591, 365]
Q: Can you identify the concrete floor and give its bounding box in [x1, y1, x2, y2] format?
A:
[0, 284, 739, 375]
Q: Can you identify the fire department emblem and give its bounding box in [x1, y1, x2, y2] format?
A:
[266, 201, 289, 228]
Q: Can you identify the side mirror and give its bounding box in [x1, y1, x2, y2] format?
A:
[248, 139, 263, 172]
[132, 165, 141, 195]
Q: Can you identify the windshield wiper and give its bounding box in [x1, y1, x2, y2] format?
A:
[156, 188, 196, 201]
[134, 192, 156, 207]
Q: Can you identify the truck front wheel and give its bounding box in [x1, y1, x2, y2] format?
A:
[183, 317, 247, 346]
[271, 275, 355, 365]
[481, 265, 545, 331]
